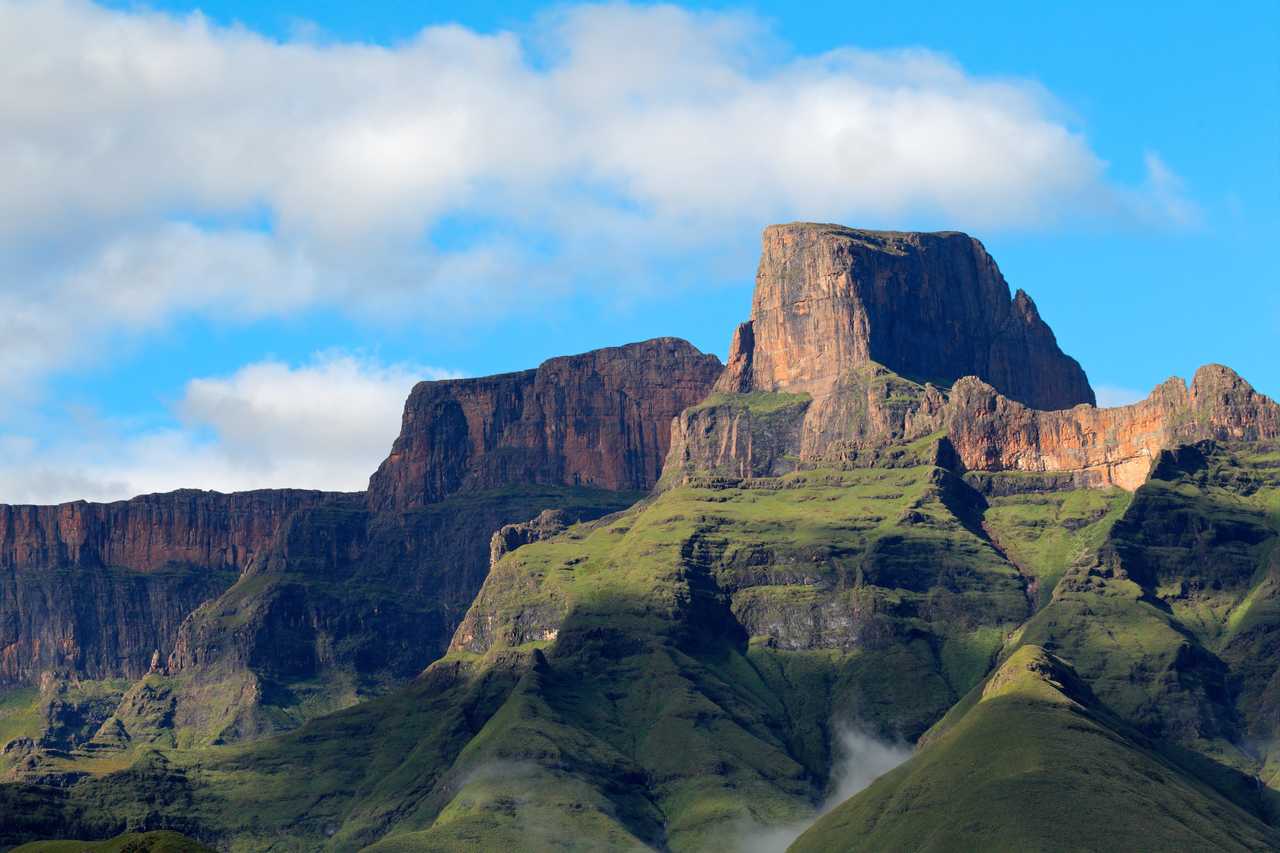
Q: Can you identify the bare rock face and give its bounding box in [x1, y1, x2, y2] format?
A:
[668, 224, 1095, 486]
[368, 338, 722, 512]
[946, 365, 1280, 490]
[0, 489, 336, 573]
[721, 223, 1095, 409]
[666, 223, 1278, 495]
[0, 489, 339, 684]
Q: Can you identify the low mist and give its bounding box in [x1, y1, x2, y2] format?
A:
[734, 724, 912, 853]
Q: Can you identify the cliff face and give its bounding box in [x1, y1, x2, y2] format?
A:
[13, 337, 719, 742]
[947, 365, 1280, 490]
[669, 224, 1278, 494]
[0, 489, 336, 573]
[154, 488, 636, 744]
[0, 490, 339, 684]
[368, 338, 722, 512]
[718, 224, 1095, 410]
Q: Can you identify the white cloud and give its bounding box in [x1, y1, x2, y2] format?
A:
[0, 0, 1194, 395]
[0, 352, 457, 503]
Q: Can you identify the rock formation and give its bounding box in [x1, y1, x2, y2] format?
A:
[716, 223, 1095, 409]
[0, 489, 336, 573]
[947, 364, 1280, 490]
[368, 338, 723, 512]
[1, 337, 718, 701]
[668, 224, 1279, 493]
[0, 490, 339, 684]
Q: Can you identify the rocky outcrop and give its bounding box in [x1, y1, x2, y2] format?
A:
[947, 365, 1280, 490]
[667, 224, 1095, 486]
[153, 489, 637, 743]
[0, 490, 340, 684]
[667, 224, 1277, 494]
[368, 338, 722, 512]
[489, 510, 573, 568]
[0, 489, 337, 573]
[719, 224, 1094, 410]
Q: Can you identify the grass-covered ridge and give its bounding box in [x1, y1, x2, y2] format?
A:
[688, 390, 813, 416]
[0, 460, 1033, 851]
[11, 830, 213, 852]
[6, 442, 1280, 850]
[791, 645, 1280, 852]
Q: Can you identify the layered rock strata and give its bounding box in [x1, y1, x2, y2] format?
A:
[716, 223, 1094, 410]
[0, 490, 340, 684]
[0, 489, 335, 573]
[947, 365, 1280, 490]
[667, 224, 1279, 492]
[368, 338, 722, 512]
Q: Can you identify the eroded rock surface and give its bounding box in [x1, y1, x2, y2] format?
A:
[948, 365, 1280, 489]
[0, 490, 340, 684]
[719, 223, 1094, 410]
[368, 338, 722, 512]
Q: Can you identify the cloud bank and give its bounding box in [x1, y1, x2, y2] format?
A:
[0, 1, 1195, 500]
[1, 0, 1190, 390]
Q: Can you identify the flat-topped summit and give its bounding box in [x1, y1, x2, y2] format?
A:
[718, 222, 1095, 411]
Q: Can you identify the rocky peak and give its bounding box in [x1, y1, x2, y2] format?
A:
[367, 338, 722, 512]
[1185, 364, 1280, 441]
[946, 366, 1280, 490]
[720, 223, 1095, 410]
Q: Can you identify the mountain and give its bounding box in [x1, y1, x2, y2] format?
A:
[0, 339, 720, 763]
[1, 224, 1278, 852]
[714, 223, 1094, 410]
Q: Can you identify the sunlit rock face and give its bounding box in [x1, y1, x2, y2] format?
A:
[670, 223, 1278, 493]
[717, 223, 1095, 410]
[367, 337, 722, 512]
[947, 365, 1280, 490]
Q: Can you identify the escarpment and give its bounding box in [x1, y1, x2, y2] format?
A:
[0, 489, 337, 574]
[716, 223, 1094, 409]
[668, 224, 1279, 493]
[947, 365, 1280, 489]
[368, 337, 722, 512]
[0, 489, 341, 684]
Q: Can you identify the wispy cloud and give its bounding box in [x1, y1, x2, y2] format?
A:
[0, 352, 456, 503]
[733, 724, 911, 852]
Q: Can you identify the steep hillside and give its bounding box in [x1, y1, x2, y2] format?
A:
[790, 646, 1279, 852]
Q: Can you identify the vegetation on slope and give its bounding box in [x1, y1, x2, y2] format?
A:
[11, 830, 213, 852]
[790, 645, 1280, 852]
[5, 440, 1280, 851]
[0, 461, 1032, 851]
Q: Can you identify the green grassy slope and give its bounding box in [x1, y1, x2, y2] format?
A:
[1005, 441, 1280, 816]
[0, 460, 1032, 851]
[6, 441, 1280, 851]
[790, 645, 1280, 853]
[11, 831, 213, 852]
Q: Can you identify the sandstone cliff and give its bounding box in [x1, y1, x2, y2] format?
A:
[947, 364, 1280, 490]
[716, 223, 1094, 410]
[0, 489, 340, 684]
[0, 489, 335, 573]
[367, 338, 722, 512]
[12, 338, 721, 745]
[668, 224, 1278, 494]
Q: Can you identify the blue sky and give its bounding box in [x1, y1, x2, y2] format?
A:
[1, 0, 1277, 502]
